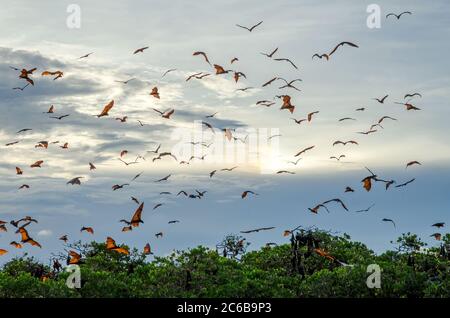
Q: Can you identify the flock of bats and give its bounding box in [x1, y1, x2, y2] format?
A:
[0, 10, 446, 266]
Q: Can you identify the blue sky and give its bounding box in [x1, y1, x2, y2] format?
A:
[1, 0, 449, 264]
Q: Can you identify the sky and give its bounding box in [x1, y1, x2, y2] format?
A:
[0, 0, 449, 264]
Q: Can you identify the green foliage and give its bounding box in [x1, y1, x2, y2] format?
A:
[0, 230, 449, 298]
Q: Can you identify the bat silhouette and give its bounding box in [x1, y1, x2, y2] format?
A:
[240, 227, 275, 234]
[193, 51, 211, 65]
[386, 12, 412, 19]
[241, 190, 258, 199]
[133, 46, 149, 54]
[295, 146, 315, 157]
[236, 21, 263, 32]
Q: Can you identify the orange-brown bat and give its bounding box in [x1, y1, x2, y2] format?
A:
[395, 102, 420, 110]
[106, 237, 129, 255]
[193, 51, 211, 65]
[30, 160, 44, 168]
[16, 167, 23, 175]
[214, 64, 232, 75]
[97, 100, 114, 117]
[280, 95, 295, 113]
[35, 141, 48, 149]
[153, 108, 174, 119]
[80, 226, 94, 234]
[234, 71, 246, 83]
[10, 241, 22, 249]
[0, 249, 7, 256]
[120, 202, 144, 228]
[18, 227, 42, 248]
[44, 105, 54, 114]
[143, 243, 153, 255]
[41, 70, 63, 80]
[314, 248, 335, 261]
[0, 225, 7, 232]
[19, 68, 37, 85]
[150, 87, 160, 99]
[60, 143, 69, 149]
[68, 251, 81, 265]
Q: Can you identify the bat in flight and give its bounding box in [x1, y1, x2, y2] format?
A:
[120, 202, 144, 228]
[406, 161, 421, 169]
[214, 64, 232, 75]
[404, 93, 421, 99]
[78, 52, 93, 59]
[96, 100, 114, 117]
[81, 227, 94, 234]
[260, 48, 278, 58]
[162, 68, 177, 77]
[374, 95, 389, 103]
[241, 190, 258, 199]
[280, 95, 295, 113]
[106, 237, 129, 255]
[295, 146, 315, 157]
[395, 178, 415, 188]
[430, 233, 441, 241]
[12, 83, 30, 91]
[240, 227, 275, 234]
[274, 58, 298, 70]
[432, 222, 445, 228]
[143, 243, 153, 255]
[382, 218, 396, 228]
[153, 108, 175, 119]
[330, 155, 346, 161]
[18, 227, 42, 248]
[155, 174, 171, 182]
[133, 46, 149, 54]
[236, 21, 263, 32]
[333, 140, 358, 146]
[67, 251, 82, 265]
[354, 204, 375, 213]
[50, 114, 70, 120]
[395, 102, 421, 111]
[150, 87, 160, 99]
[313, 41, 358, 61]
[192, 51, 211, 65]
[386, 11, 412, 20]
[361, 167, 377, 192]
[67, 177, 83, 185]
[42, 70, 63, 80]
